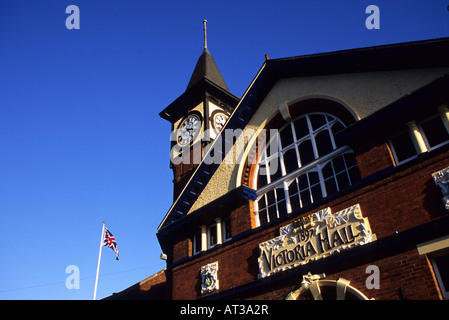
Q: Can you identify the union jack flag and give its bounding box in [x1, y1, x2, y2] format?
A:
[103, 227, 119, 260]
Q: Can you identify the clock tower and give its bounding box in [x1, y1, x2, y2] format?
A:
[159, 20, 239, 200]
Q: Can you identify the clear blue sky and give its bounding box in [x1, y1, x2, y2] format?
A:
[0, 0, 447, 300]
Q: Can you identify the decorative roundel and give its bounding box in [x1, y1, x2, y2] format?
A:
[177, 113, 201, 146]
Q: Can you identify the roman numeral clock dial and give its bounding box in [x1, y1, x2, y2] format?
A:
[177, 114, 201, 146]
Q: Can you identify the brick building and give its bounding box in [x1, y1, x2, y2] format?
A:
[108, 37, 449, 300]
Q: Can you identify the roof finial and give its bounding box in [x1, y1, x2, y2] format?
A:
[203, 19, 208, 52]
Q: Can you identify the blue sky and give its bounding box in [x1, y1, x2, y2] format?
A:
[0, 0, 447, 300]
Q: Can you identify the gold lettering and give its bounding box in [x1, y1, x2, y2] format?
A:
[305, 240, 317, 257]
[262, 248, 273, 271]
[331, 228, 344, 248]
[259, 205, 375, 278]
[317, 227, 331, 253]
[294, 243, 305, 261]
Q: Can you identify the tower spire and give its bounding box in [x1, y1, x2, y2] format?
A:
[184, 19, 229, 91]
[203, 19, 208, 52]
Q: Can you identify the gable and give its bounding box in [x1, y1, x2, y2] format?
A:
[187, 67, 449, 213]
[157, 37, 449, 232]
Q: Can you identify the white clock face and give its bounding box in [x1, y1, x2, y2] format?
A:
[212, 112, 229, 132]
[177, 114, 201, 146]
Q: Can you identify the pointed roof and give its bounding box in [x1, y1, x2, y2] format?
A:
[159, 20, 237, 123]
[159, 50, 238, 122]
[185, 20, 230, 91]
[159, 51, 238, 123]
[186, 48, 230, 92]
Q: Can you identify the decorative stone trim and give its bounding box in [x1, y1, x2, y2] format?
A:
[285, 273, 371, 300]
[200, 261, 219, 294]
[432, 166, 449, 210]
[258, 204, 376, 278]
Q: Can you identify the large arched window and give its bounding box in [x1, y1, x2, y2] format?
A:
[254, 112, 360, 227]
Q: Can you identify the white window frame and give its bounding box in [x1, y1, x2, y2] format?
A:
[389, 129, 419, 165]
[419, 114, 449, 152]
[192, 218, 231, 254]
[417, 235, 449, 300]
[207, 222, 218, 249]
[192, 228, 203, 255]
[253, 113, 358, 227]
[390, 112, 449, 166]
[430, 253, 449, 300]
[222, 217, 232, 242]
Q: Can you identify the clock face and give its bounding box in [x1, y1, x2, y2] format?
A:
[212, 111, 229, 132]
[177, 114, 201, 146]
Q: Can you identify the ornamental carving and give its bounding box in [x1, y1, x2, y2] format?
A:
[200, 261, 219, 294]
[258, 204, 376, 278]
[285, 272, 371, 300]
[432, 166, 449, 210]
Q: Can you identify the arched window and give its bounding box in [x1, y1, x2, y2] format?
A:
[254, 112, 360, 227]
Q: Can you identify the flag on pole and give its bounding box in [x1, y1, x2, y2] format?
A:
[103, 227, 119, 260]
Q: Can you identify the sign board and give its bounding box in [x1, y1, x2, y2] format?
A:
[258, 204, 376, 278]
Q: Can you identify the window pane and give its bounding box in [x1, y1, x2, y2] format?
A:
[390, 131, 417, 163]
[308, 171, 320, 186]
[288, 179, 298, 195]
[223, 218, 232, 240]
[283, 148, 299, 173]
[194, 230, 202, 253]
[280, 125, 294, 148]
[298, 173, 309, 190]
[315, 130, 334, 157]
[276, 187, 285, 201]
[209, 224, 217, 247]
[254, 113, 359, 228]
[322, 162, 334, 179]
[259, 208, 268, 225]
[298, 140, 315, 166]
[294, 117, 309, 140]
[278, 200, 287, 218]
[257, 167, 267, 188]
[325, 177, 338, 195]
[421, 116, 449, 148]
[332, 122, 345, 137]
[268, 158, 282, 182]
[348, 167, 361, 184]
[326, 115, 335, 122]
[333, 155, 345, 173]
[309, 114, 326, 130]
[344, 153, 357, 168]
[267, 190, 275, 206]
[268, 205, 277, 222]
[311, 184, 323, 202]
[300, 189, 311, 207]
[336, 172, 350, 190]
[290, 193, 300, 212]
[434, 254, 449, 292]
[258, 197, 266, 210]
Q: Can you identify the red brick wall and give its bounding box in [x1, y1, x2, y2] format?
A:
[356, 141, 395, 178]
[169, 138, 449, 300]
[172, 236, 190, 264]
[173, 142, 204, 199]
[251, 248, 441, 300]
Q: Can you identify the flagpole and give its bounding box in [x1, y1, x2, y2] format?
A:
[93, 220, 105, 300]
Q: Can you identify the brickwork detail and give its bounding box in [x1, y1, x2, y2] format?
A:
[170, 148, 449, 299]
